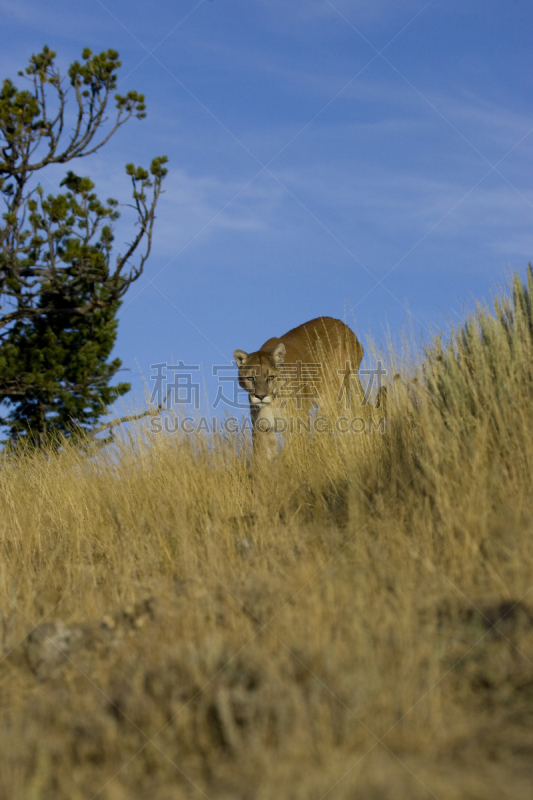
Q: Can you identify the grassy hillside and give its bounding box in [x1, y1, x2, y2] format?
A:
[1, 271, 533, 799]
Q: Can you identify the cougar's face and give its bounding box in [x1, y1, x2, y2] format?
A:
[234, 344, 285, 408]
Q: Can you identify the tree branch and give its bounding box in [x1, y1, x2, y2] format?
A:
[89, 387, 172, 436]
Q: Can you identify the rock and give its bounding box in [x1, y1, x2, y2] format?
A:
[25, 621, 77, 679]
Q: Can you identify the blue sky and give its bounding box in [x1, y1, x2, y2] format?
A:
[2, 0, 532, 419]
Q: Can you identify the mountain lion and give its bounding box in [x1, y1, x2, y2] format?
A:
[234, 317, 367, 458]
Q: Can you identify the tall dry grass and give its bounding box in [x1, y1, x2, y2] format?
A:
[1, 271, 533, 799]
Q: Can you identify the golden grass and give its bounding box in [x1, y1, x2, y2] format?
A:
[1, 271, 533, 799]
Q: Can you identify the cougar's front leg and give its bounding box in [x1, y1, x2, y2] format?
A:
[251, 403, 278, 460]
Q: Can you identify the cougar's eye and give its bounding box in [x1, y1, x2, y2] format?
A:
[247, 375, 255, 382]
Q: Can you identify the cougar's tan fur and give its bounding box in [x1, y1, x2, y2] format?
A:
[234, 317, 365, 459]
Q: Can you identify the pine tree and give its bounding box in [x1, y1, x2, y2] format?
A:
[0, 46, 168, 445]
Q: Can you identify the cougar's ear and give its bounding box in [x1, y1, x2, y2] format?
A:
[270, 343, 285, 365]
[234, 349, 249, 366]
